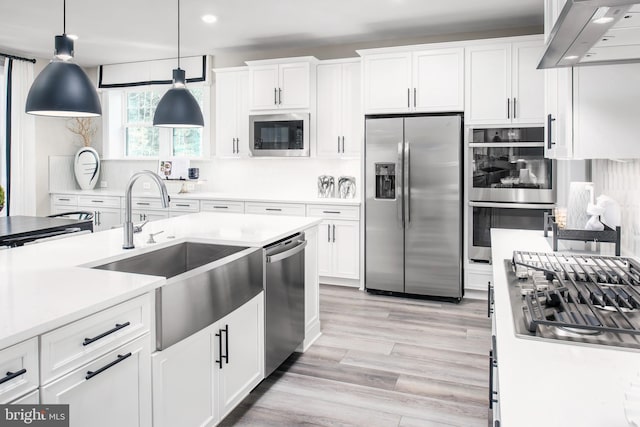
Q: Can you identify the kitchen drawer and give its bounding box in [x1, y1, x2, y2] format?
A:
[245, 202, 306, 216]
[131, 197, 166, 210]
[78, 195, 121, 209]
[0, 338, 39, 404]
[40, 294, 151, 384]
[200, 200, 245, 213]
[169, 199, 200, 212]
[306, 204, 360, 220]
[51, 194, 78, 206]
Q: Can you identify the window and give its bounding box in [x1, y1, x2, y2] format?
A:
[120, 86, 207, 158]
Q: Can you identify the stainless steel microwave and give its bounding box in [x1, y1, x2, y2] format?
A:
[249, 113, 310, 157]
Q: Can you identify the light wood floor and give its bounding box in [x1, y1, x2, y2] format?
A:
[221, 285, 491, 427]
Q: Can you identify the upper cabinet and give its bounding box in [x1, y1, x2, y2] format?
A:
[214, 67, 249, 157]
[246, 57, 317, 111]
[360, 47, 464, 114]
[465, 38, 544, 125]
[316, 60, 362, 157]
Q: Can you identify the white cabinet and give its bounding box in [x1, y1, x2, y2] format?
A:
[10, 389, 39, 404]
[41, 336, 151, 427]
[216, 292, 264, 419]
[362, 48, 464, 114]
[201, 200, 245, 214]
[77, 195, 122, 231]
[215, 68, 249, 157]
[131, 197, 169, 223]
[245, 201, 306, 216]
[151, 293, 264, 426]
[307, 205, 360, 281]
[316, 60, 362, 157]
[544, 66, 573, 159]
[0, 338, 39, 404]
[168, 199, 200, 217]
[247, 58, 316, 110]
[465, 39, 544, 125]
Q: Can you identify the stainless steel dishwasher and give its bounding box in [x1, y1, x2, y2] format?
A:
[264, 232, 307, 376]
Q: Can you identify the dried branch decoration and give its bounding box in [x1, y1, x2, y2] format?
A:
[67, 117, 97, 147]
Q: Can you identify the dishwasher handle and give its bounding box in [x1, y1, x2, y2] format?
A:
[266, 240, 307, 263]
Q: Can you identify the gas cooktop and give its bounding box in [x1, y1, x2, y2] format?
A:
[505, 251, 640, 350]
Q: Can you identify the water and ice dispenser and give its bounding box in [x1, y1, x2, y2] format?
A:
[375, 163, 396, 199]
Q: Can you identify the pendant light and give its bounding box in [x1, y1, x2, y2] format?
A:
[25, 0, 101, 117]
[153, 0, 204, 128]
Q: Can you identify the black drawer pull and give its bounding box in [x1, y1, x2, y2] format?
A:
[85, 352, 132, 380]
[213, 206, 228, 209]
[323, 211, 341, 214]
[91, 200, 104, 203]
[83, 322, 131, 346]
[175, 204, 190, 207]
[136, 202, 150, 206]
[223, 324, 229, 364]
[265, 208, 282, 211]
[0, 369, 27, 385]
[58, 198, 71, 201]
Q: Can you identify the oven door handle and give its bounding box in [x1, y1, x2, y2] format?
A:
[469, 201, 556, 209]
[468, 142, 544, 148]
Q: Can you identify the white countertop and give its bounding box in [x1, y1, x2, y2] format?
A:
[0, 212, 321, 350]
[491, 229, 639, 427]
[52, 189, 362, 206]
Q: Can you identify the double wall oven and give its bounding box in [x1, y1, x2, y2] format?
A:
[468, 127, 555, 262]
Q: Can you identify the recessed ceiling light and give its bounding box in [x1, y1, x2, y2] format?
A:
[592, 7, 615, 24]
[67, 34, 78, 40]
[202, 14, 217, 24]
[564, 55, 579, 60]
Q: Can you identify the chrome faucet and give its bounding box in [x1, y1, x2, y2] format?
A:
[123, 170, 170, 249]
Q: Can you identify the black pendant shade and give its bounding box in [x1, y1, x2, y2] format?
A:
[25, 59, 102, 117]
[153, 68, 204, 128]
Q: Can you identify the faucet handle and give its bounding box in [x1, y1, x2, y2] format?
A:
[147, 230, 164, 244]
[133, 220, 149, 233]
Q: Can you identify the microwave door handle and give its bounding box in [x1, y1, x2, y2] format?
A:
[397, 142, 404, 227]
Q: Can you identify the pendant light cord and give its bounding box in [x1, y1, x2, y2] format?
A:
[63, 0, 66, 34]
[177, 0, 180, 69]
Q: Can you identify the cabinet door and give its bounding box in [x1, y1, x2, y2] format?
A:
[93, 207, 121, 231]
[236, 71, 250, 155]
[216, 72, 240, 157]
[10, 390, 39, 404]
[545, 68, 573, 159]
[341, 61, 362, 157]
[413, 48, 464, 112]
[279, 62, 310, 109]
[41, 337, 151, 427]
[132, 210, 169, 223]
[316, 64, 343, 157]
[512, 41, 545, 124]
[332, 220, 360, 279]
[465, 44, 511, 124]
[573, 63, 640, 159]
[363, 52, 412, 114]
[152, 329, 217, 427]
[317, 222, 334, 277]
[249, 65, 279, 110]
[217, 293, 265, 419]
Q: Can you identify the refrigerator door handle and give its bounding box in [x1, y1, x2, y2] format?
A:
[404, 141, 410, 224]
[397, 142, 404, 226]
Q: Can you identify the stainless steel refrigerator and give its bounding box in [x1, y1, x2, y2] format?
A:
[365, 114, 463, 299]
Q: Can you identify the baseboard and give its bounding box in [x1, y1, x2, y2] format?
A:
[464, 288, 488, 300]
[320, 276, 360, 287]
[298, 321, 322, 352]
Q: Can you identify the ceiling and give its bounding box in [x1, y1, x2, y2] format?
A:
[0, 0, 543, 67]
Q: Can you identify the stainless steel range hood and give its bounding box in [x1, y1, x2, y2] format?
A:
[538, 0, 640, 69]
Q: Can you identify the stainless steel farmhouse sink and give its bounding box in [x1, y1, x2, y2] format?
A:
[92, 242, 263, 350]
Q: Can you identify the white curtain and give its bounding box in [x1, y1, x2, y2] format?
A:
[6, 58, 36, 215]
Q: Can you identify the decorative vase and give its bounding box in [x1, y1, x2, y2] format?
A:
[74, 147, 100, 190]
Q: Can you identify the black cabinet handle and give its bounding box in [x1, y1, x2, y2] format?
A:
[265, 208, 282, 212]
[83, 322, 131, 346]
[513, 97, 517, 119]
[507, 98, 510, 119]
[278, 88, 282, 105]
[58, 198, 71, 201]
[213, 206, 228, 209]
[215, 329, 223, 369]
[487, 282, 491, 318]
[91, 200, 104, 203]
[136, 202, 150, 206]
[223, 324, 229, 364]
[332, 224, 336, 242]
[407, 88, 410, 108]
[488, 350, 494, 409]
[0, 369, 27, 385]
[328, 224, 331, 242]
[85, 353, 132, 380]
[323, 211, 341, 214]
[413, 88, 417, 108]
[547, 114, 556, 149]
[274, 88, 277, 105]
[175, 204, 190, 207]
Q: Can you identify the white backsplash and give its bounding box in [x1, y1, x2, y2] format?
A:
[50, 156, 361, 200]
[592, 159, 640, 257]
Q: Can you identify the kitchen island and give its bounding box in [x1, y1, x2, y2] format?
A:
[491, 229, 639, 427]
[0, 212, 321, 425]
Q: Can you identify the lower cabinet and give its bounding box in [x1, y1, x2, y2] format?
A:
[131, 210, 169, 223]
[317, 220, 360, 280]
[10, 389, 39, 404]
[41, 335, 152, 427]
[152, 292, 265, 427]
